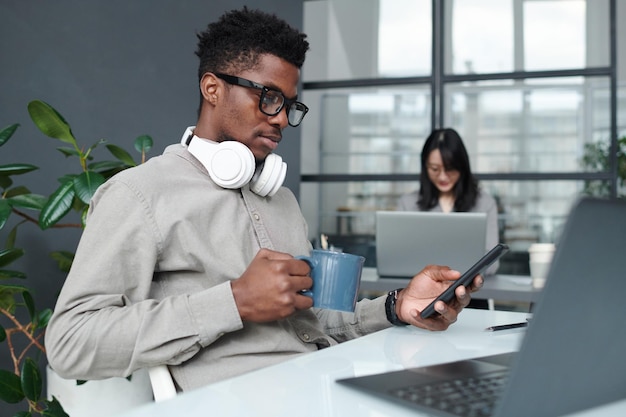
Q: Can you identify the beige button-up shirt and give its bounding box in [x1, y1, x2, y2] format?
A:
[45, 143, 390, 392]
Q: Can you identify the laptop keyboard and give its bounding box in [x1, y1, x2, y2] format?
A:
[388, 370, 508, 417]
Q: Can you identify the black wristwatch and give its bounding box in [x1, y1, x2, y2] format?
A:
[385, 288, 409, 326]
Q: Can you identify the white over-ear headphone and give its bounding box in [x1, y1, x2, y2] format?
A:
[180, 127, 286, 197]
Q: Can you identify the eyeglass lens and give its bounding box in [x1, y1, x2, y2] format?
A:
[260, 89, 307, 126]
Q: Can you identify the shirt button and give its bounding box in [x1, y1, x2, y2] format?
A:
[253, 214, 260, 221]
[302, 333, 310, 341]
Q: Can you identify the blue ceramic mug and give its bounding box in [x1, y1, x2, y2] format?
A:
[297, 250, 365, 312]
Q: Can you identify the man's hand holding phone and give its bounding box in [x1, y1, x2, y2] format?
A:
[394, 243, 509, 330]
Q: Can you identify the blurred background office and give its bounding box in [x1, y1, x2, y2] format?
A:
[299, 0, 626, 274]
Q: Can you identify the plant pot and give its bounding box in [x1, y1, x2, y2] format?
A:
[46, 366, 154, 417]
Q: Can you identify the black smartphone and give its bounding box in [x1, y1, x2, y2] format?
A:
[420, 243, 509, 319]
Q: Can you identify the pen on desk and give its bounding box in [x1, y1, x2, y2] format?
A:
[486, 321, 528, 332]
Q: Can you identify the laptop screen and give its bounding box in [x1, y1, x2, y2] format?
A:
[375, 211, 487, 279]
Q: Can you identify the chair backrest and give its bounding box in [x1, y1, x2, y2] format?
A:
[148, 365, 177, 402]
[46, 366, 155, 416]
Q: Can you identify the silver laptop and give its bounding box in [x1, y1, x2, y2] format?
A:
[339, 197, 626, 417]
[375, 211, 487, 279]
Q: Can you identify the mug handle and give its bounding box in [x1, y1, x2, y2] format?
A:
[296, 255, 314, 298]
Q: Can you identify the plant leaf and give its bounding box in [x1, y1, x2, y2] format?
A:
[88, 160, 127, 173]
[8, 194, 48, 211]
[39, 181, 75, 229]
[56, 147, 81, 158]
[0, 164, 39, 177]
[81, 206, 89, 227]
[50, 251, 74, 273]
[0, 324, 5, 342]
[57, 174, 77, 184]
[27, 100, 76, 146]
[5, 224, 19, 248]
[0, 284, 28, 311]
[22, 290, 35, 321]
[0, 270, 27, 280]
[134, 135, 153, 153]
[0, 369, 24, 403]
[0, 176, 12, 189]
[0, 248, 25, 268]
[35, 308, 53, 330]
[71, 194, 88, 213]
[106, 144, 136, 167]
[0, 199, 10, 231]
[43, 396, 70, 417]
[21, 357, 43, 402]
[0, 123, 19, 147]
[4, 186, 31, 198]
[73, 171, 105, 205]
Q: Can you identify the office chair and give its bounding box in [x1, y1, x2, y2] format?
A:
[148, 365, 178, 402]
[45, 365, 176, 417]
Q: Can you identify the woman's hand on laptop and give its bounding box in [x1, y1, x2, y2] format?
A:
[395, 265, 483, 331]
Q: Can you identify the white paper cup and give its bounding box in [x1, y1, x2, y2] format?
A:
[528, 243, 556, 288]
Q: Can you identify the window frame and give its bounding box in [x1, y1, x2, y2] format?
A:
[301, 0, 620, 197]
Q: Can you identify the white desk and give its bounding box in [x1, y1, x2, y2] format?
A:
[359, 267, 543, 304]
[115, 309, 626, 417]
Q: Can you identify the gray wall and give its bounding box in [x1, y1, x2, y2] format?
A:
[0, 1, 304, 412]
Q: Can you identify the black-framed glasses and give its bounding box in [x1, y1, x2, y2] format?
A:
[215, 73, 309, 127]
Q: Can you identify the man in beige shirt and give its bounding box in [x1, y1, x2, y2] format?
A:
[45, 7, 482, 393]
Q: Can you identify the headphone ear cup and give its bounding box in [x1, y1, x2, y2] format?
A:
[250, 153, 287, 197]
[185, 135, 285, 195]
[202, 141, 256, 189]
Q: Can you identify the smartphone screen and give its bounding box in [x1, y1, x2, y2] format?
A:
[420, 243, 509, 319]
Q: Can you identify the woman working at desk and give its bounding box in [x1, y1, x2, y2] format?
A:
[397, 128, 500, 276]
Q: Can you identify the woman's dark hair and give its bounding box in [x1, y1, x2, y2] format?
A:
[195, 7, 309, 79]
[418, 128, 479, 212]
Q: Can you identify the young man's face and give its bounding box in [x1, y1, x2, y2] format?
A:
[211, 54, 301, 162]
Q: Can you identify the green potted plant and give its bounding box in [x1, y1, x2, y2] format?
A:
[0, 100, 153, 416]
[581, 136, 626, 197]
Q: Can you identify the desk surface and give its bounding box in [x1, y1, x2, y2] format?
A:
[116, 309, 626, 417]
[359, 267, 543, 303]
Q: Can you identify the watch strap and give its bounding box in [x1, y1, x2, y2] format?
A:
[385, 288, 409, 326]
